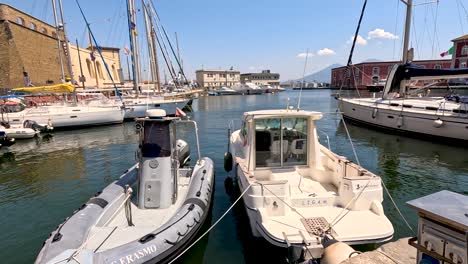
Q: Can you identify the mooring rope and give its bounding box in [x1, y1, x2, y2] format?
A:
[168, 183, 252, 264]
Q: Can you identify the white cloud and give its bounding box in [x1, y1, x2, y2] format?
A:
[348, 35, 367, 45]
[367, 28, 399, 40]
[317, 48, 336, 56]
[296, 52, 315, 58]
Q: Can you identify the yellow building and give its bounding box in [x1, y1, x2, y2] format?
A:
[0, 3, 121, 91]
[195, 69, 240, 89]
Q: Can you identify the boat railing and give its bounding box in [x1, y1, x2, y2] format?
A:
[317, 129, 331, 150]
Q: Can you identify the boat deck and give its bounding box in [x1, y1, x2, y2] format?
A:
[84, 176, 192, 252]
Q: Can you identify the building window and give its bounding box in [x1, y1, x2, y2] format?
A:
[52, 31, 57, 38]
[220, 74, 226, 78]
[86, 58, 95, 78]
[461, 62, 467, 68]
[372, 67, 379, 76]
[41, 27, 47, 34]
[434, 64, 441, 69]
[372, 76, 379, 84]
[17, 17, 25, 25]
[207, 73, 213, 78]
[112, 65, 118, 80]
[96, 61, 105, 80]
[30, 22, 37, 30]
[462, 45, 468, 56]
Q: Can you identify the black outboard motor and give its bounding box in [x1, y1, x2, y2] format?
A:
[23, 120, 53, 133]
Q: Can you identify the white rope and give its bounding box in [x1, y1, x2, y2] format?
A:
[168, 183, 252, 264]
[381, 179, 415, 234]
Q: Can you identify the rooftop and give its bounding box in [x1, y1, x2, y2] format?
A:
[332, 59, 452, 70]
[196, 69, 240, 73]
[452, 34, 468, 42]
[244, 109, 323, 120]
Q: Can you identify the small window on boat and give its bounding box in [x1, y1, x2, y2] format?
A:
[255, 117, 307, 168]
[425, 106, 439, 111]
[141, 121, 171, 158]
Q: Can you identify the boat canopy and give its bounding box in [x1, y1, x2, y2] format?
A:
[12, 84, 75, 93]
[400, 64, 468, 81]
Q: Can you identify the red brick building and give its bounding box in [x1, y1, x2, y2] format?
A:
[330, 59, 451, 89]
[451, 34, 468, 69]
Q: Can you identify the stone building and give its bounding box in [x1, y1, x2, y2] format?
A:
[240, 70, 280, 86]
[451, 34, 468, 69]
[330, 59, 452, 89]
[0, 3, 121, 90]
[195, 69, 240, 89]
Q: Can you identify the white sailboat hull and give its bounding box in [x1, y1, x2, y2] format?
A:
[6, 106, 124, 128]
[123, 99, 189, 119]
[339, 98, 468, 141]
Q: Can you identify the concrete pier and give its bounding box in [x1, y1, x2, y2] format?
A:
[341, 238, 416, 264]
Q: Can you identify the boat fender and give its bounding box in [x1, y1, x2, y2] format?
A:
[372, 108, 378, 119]
[321, 236, 357, 264]
[433, 118, 443, 128]
[396, 115, 403, 128]
[224, 152, 233, 172]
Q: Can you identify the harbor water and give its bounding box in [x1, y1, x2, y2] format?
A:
[1, 90, 467, 263]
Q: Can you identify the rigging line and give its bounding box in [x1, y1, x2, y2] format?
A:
[154, 27, 178, 84]
[430, 1, 440, 59]
[411, 9, 421, 59]
[297, 48, 309, 110]
[148, 1, 189, 84]
[456, 0, 465, 34]
[392, 0, 401, 60]
[75, 0, 124, 103]
[168, 184, 253, 264]
[339, 0, 367, 98]
[340, 114, 360, 166]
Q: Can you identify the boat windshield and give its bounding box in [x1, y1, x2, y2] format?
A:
[141, 121, 172, 158]
[255, 117, 308, 168]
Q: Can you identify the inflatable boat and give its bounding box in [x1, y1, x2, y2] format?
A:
[36, 110, 215, 264]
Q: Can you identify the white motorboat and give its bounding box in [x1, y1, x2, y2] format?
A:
[231, 82, 264, 95]
[5, 105, 124, 128]
[215, 86, 239, 96]
[226, 109, 393, 261]
[119, 96, 189, 119]
[0, 120, 53, 139]
[35, 109, 215, 264]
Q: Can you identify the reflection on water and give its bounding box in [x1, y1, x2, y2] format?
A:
[0, 90, 467, 263]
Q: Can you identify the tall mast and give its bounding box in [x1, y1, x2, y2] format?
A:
[126, 0, 140, 93]
[175, 32, 182, 71]
[88, 29, 99, 88]
[400, 0, 412, 94]
[147, 3, 161, 93]
[142, 1, 156, 91]
[76, 38, 86, 89]
[51, 0, 65, 82]
[57, 0, 74, 82]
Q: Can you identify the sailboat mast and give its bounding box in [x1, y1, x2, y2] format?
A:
[148, 4, 161, 93]
[142, 0, 156, 92]
[88, 30, 99, 88]
[76, 38, 86, 89]
[400, 0, 412, 94]
[51, 0, 65, 82]
[402, 0, 412, 64]
[57, 0, 74, 82]
[126, 0, 140, 93]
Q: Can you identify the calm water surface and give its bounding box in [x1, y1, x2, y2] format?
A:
[1, 90, 467, 263]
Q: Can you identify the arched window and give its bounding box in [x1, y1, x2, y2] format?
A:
[41, 27, 47, 34]
[86, 59, 95, 78]
[51, 31, 57, 38]
[30, 22, 37, 30]
[96, 61, 105, 80]
[112, 65, 118, 80]
[17, 17, 25, 25]
[462, 45, 468, 56]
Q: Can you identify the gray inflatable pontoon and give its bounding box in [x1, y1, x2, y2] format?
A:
[36, 110, 215, 264]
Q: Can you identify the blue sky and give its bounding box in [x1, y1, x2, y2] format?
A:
[5, 0, 468, 80]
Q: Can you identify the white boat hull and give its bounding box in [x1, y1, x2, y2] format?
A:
[123, 99, 189, 119]
[1, 128, 38, 139]
[338, 98, 468, 141]
[6, 106, 125, 128]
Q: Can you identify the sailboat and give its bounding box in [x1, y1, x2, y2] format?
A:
[114, 0, 190, 118]
[337, 0, 468, 142]
[5, 84, 124, 128]
[225, 109, 393, 262]
[35, 109, 215, 264]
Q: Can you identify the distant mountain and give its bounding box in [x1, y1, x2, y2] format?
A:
[301, 63, 343, 83]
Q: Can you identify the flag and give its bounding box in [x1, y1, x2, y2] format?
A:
[90, 52, 96, 61]
[175, 107, 186, 117]
[440, 46, 454, 57]
[131, 22, 137, 36]
[123, 46, 130, 55]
